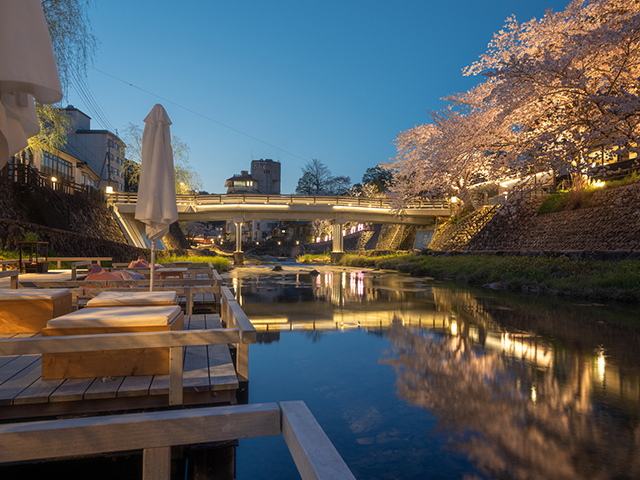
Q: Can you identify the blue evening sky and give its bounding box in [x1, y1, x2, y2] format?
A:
[66, 0, 570, 194]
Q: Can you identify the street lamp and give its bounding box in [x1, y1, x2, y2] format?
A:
[105, 186, 114, 194]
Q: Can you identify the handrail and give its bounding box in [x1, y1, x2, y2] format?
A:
[109, 264, 219, 283]
[17, 278, 221, 316]
[220, 285, 257, 381]
[109, 192, 449, 210]
[49, 257, 112, 269]
[0, 401, 356, 480]
[0, 260, 19, 271]
[0, 270, 18, 289]
[0, 328, 239, 406]
[70, 261, 92, 280]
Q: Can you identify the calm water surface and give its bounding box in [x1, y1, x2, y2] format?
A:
[225, 264, 640, 480]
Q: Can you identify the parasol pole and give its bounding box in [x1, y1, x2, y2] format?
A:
[150, 239, 156, 292]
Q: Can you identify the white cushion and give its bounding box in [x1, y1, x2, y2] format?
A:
[86, 291, 178, 307]
[46, 305, 181, 328]
[0, 288, 70, 301]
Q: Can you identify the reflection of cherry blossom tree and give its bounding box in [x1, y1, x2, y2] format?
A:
[383, 325, 640, 480]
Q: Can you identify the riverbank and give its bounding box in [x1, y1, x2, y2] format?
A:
[298, 252, 640, 303]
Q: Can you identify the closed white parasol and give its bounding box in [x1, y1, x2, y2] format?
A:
[134, 104, 178, 291]
[0, 0, 63, 168]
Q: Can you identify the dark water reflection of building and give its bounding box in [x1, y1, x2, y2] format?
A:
[227, 268, 640, 479]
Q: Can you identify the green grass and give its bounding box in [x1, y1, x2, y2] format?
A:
[604, 170, 640, 189]
[158, 254, 230, 272]
[538, 172, 640, 213]
[299, 252, 640, 303]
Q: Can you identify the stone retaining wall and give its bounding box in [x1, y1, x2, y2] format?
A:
[432, 183, 640, 253]
[0, 218, 191, 262]
[0, 177, 190, 259]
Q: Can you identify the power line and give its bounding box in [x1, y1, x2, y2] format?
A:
[90, 66, 310, 163]
[70, 71, 117, 133]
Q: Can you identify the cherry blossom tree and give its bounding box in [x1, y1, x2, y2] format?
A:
[389, 0, 640, 210]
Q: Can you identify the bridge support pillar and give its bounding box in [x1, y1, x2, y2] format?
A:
[331, 223, 345, 263]
[234, 221, 244, 265]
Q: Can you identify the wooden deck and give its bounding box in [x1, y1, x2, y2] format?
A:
[0, 313, 238, 421]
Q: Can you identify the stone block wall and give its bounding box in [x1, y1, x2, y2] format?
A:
[0, 178, 190, 259]
[430, 206, 498, 251]
[432, 183, 640, 252]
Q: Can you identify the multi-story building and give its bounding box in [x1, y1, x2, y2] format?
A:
[63, 105, 126, 192]
[250, 158, 281, 195]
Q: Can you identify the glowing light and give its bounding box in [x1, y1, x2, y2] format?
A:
[592, 180, 606, 188]
[450, 321, 458, 336]
[450, 196, 458, 203]
[531, 385, 537, 404]
[597, 351, 606, 382]
[105, 186, 113, 194]
[51, 176, 57, 183]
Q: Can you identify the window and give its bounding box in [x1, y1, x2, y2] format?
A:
[41, 151, 72, 182]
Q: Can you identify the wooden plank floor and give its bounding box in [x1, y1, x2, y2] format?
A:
[0, 314, 238, 421]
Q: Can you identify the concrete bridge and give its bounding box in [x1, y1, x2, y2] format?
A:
[109, 193, 450, 262]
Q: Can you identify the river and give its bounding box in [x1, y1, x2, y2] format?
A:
[225, 262, 640, 480]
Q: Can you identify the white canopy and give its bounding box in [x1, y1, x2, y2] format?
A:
[134, 104, 178, 241]
[0, 0, 63, 168]
[134, 104, 178, 291]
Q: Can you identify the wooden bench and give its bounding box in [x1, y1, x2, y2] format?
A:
[41, 305, 184, 379]
[0, 288, 72, 334]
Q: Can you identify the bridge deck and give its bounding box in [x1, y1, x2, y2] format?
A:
[111, 193, 450, 225]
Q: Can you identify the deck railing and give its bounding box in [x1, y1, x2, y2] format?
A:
[10, 277, 256, 378]
[220, 286, 255, 380]
[0, 327, 241, 406]
[0, 401, 356, 480]
[0, 271, 18, 289]
[16, 278, 221, 316]
[48, 257, 112, 269]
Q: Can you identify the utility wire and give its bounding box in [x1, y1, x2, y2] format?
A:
[70, 71, 117, 133]
[90, 66, 310, 163]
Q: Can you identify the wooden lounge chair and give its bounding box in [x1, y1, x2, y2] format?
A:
[41, 305, 183, 379]
[0, 288, 72, 333]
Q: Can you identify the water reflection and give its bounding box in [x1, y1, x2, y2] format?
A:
[227, 267, 640, 479]
[384, 325, 640, 479]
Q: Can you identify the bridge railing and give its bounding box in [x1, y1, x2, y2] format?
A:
[109, 192, 448, 210]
